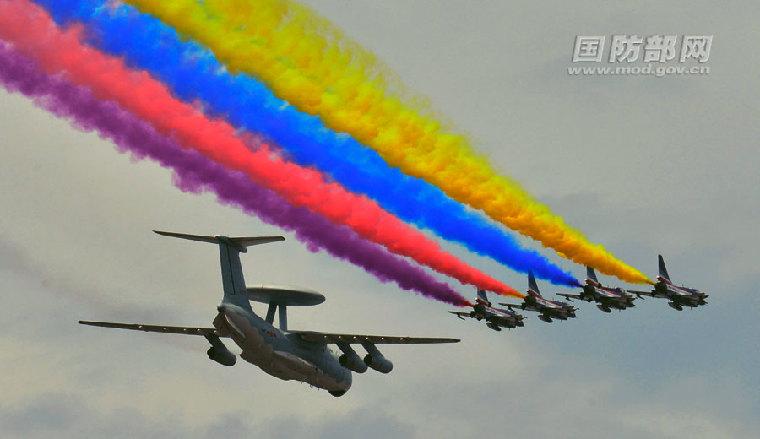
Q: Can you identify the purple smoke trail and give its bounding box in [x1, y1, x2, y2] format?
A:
[0, 41, 469, 306]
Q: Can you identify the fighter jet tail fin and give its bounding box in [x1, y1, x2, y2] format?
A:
[586, 266, 599, 283]
[477, 289, 489, 303]
[528, 271, 540, 293]
[658, 255, 670, 280]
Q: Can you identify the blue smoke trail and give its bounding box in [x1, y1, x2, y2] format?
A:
[36, 0, 579, 286]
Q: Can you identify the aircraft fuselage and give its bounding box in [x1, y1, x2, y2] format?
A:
[521, 291, 576, 320]
[487, 307, 524, 329]
[216, 303, 352, 395]
[582, 283, 635, 310]
[651, 277, 707, 308]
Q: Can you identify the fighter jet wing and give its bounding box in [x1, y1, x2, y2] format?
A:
[557, 293, 583, 301]
[449, 311, 472, 320]
[499, 303, 532, 311]
[290, 331, 459, 344]
[79, 320, 224, 337]
[627, 290, 654, 298]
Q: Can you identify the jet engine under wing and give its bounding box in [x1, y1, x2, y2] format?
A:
[79, 320, 224, 337]
[291, 331, 459, 345]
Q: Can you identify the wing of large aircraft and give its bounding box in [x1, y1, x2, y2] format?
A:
[291, 330, 459, 345]
[79, 320, 223, 337]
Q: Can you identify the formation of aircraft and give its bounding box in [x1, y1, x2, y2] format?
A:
[449, 289, 524, 331]
[78, 230, 706, 395]
[80, 231, 459, 397]
[452, 256, 706, 330]
[628, 255, 708, 311]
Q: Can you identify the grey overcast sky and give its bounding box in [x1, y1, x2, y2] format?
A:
[1, 0, 758, 438]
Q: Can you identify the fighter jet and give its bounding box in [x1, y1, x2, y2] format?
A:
[628, 255, 708, 311]
[450, 289, 525, 331]
[500, 272, 577, 323]
[80, 231, 458, 397]
[557, 267, 637, 313]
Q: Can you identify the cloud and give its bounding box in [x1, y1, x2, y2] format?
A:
[0, 393, 413, 439]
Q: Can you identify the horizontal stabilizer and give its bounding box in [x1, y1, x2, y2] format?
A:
[154, 230, 284, 252]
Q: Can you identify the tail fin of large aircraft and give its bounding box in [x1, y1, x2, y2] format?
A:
[528, 271, 540, 294]
[586, 266, 599, 283]
[658, 255, 670, 280]
[153, 231, 284, 252]
[154, 231, 285, 309]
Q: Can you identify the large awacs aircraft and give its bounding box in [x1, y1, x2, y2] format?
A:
[500, 272, 577, 323]
[450, 289, 525, 331]
[80, 231, 458, 397]
[628, 255, 708, 311]
[557, 267, 637, 313]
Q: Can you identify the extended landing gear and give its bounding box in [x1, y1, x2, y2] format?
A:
[668, 302, 683, 311]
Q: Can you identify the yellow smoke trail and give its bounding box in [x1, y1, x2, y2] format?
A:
[124, 0, 652, 284]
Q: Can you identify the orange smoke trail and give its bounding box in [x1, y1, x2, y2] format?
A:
[124, 0, 651, 284]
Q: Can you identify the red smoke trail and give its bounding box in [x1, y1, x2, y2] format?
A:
[0, 0, 521, 297]
[0, 42, 470, 306]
